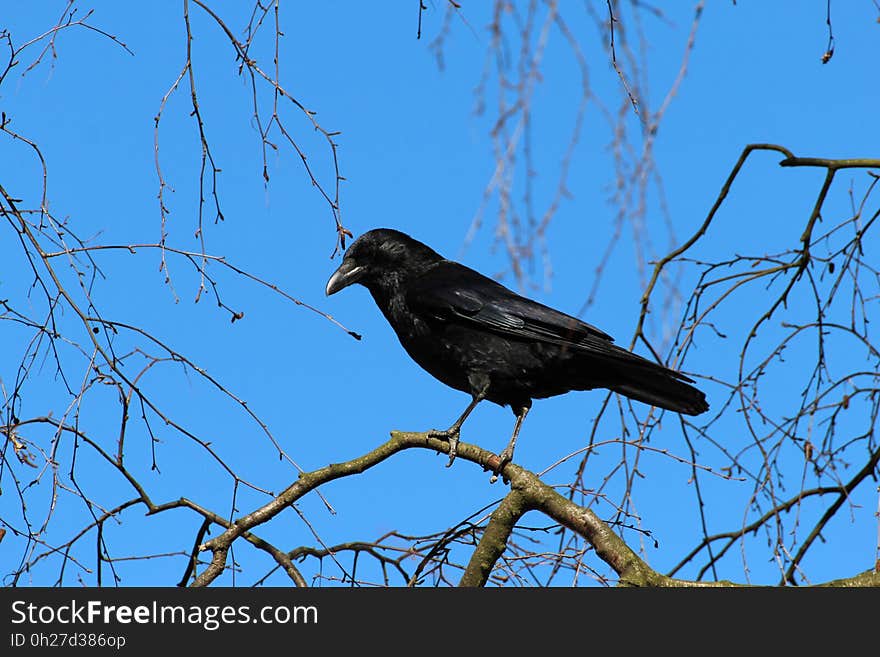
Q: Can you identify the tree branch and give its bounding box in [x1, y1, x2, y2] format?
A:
[194, 428, 877, 587]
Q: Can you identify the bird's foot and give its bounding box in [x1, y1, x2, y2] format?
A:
[428, 427, 461, 467]
[488, 447, 514, 484]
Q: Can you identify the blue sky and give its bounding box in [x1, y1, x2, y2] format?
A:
[2, 2, 879, 586]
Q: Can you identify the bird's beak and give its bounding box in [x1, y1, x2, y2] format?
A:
[325, 259, 366, 296]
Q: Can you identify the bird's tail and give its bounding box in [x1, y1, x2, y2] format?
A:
[609, 362, 709, 416]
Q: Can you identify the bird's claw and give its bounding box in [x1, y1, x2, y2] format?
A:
[428, 428, 460, 467]
[488, 448, 513, 484]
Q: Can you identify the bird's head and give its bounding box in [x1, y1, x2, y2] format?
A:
[325, 228, 442, 296]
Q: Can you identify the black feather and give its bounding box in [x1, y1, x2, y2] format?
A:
[326, 228, 708, 465]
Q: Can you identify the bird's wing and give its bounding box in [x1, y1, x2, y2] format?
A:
[407, 260, 617, 347]
[407, 261, 696, 383]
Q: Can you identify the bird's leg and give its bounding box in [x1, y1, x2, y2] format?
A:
[429, 382, 489, 467]
[489, 403, 531, 484]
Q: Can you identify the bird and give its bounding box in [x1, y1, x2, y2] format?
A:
[325, 228, 708, 474]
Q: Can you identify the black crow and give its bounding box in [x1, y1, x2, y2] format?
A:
[326, 228, 708, 471]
